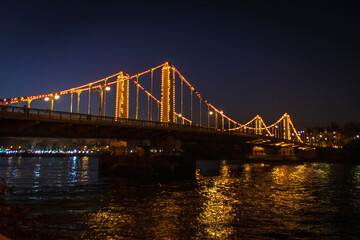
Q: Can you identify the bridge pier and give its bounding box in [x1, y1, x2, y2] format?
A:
[109, 139, 147, 156]
[110, 137, 182, 157]
[109, 139, 129, 156]
[155, 136, 181, 156]
[101, 137, 193, 179]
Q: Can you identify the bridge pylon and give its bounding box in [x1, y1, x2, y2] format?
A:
[283, 113, 290, 140]
[160, 62, 175, 123]
[255, 115, 262, 135]
[115, 72, 129, 119]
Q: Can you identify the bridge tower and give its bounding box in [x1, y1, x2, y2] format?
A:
[160, 62, 175, 123]
[115, 72, 129, 119]
[255, 115, 262, 135]
[283, 113, 290, 140]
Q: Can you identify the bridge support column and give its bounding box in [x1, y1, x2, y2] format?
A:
[27, 99, 33, 108]
[255, 116, 262, 135]
[76, 90, 82, 114]
[284, 113, 290, 140]
[155, 136, 181, 156]
[115, 72, 129, 119]
[110, 139, 128, 155]
[160, 62, 175, 123]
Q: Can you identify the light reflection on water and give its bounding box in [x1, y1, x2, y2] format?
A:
[196, 160, 235, 239]
[69, 156, 78, 185]
[33, 161, 40, 193]
[1, 157, 360, 239]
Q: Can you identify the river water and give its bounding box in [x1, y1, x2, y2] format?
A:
[1, 156, 360, 239]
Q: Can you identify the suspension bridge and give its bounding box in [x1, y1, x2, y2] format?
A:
[0, 62, 309, 156]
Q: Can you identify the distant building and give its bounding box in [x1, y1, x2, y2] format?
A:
[298, 122, 342, 148]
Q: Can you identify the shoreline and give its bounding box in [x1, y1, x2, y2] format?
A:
[0, 152, 109, 158]
[1, 151, 359, 164]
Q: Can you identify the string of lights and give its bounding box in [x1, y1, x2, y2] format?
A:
[0, 62, 302, 142]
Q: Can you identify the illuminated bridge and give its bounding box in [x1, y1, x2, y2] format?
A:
[0, 62, 309, 155]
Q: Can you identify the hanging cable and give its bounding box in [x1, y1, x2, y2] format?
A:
[181, 76, 184, 124]
[87, 84, 92, 115]
[150, 69, 153, 121]
[70, 91, 73, 113]
[147, 94, 150, 121]
[157, 102, 160, 121]
[190, 89, 193, 124]
[199, 98, 201, 126]
[103, 78, 107, 116]
[136, 75, 139, 120]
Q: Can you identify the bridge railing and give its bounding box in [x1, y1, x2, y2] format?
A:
[0, 105, 221, 133]
[0, 105, 301, 143]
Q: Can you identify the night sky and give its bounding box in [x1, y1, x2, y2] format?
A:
[1, 0, 359, 129]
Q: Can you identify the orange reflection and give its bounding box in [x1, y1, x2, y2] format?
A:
[81, 156, 88, 183]
[196, 160, 234, 238]
[148, 193, 181, 238]
[82, 206, 134, 239]
[268, 163, 333, 231]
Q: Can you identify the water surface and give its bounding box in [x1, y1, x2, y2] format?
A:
[1, 156, 360, 239]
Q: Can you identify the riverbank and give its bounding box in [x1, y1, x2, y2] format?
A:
[0, 151, 109, 158]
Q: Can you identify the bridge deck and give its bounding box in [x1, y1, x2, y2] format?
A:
[0, 106, 303, 148]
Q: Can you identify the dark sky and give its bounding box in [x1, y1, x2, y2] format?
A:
[1, 0, 359, 129]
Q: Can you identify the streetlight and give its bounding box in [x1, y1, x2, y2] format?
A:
[208, 110, 213, 128]
[44, 93, 60, 116]
[103, 85, 111, 116]
[44, 93, 60, 110]
[219, 110, 224, 131]
[94, 84, 111, 116]
[275, 125, 279, 138]
[178, 114, 182, 124]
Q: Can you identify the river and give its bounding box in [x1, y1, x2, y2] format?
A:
[1, 156, 360, 239]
